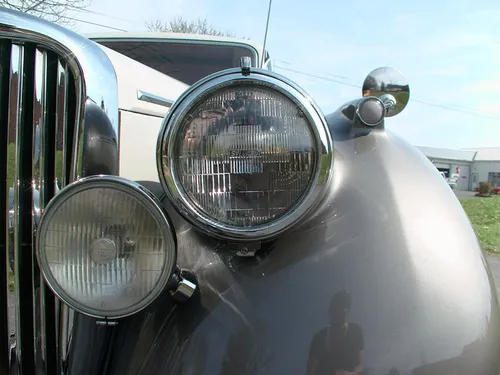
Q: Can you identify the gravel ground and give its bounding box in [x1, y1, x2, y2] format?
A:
[454, 189, 476, 199]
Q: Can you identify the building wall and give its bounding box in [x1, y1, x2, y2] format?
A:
[471, 162, 500, 190]
[427, 158, 473, 190]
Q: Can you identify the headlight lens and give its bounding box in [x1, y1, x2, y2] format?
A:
[36, 176, 176, 319]
[158, 69, 333, 240]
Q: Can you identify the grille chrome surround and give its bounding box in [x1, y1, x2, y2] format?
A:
[0, 8, 119, 375]
[157, 68, 333, 241]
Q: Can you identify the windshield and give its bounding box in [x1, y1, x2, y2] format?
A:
[93, 39, 258, 85]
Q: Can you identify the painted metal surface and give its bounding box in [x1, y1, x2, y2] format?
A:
[65, 118, 500, 375]
[96, 44, 188, 118]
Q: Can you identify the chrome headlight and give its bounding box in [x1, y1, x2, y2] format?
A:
[157, 67, 333, 240]
[36, 176, 177, 319]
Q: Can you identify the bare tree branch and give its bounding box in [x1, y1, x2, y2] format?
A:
[145, 16, 236, 38]
[0, 0, 92, 26]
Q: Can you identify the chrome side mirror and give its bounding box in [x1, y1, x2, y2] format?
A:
[362, 67, 410, 117]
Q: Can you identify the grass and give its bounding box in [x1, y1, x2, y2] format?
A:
[460, 196, 500, 254]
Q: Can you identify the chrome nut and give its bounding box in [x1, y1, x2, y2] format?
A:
[170, 272, 197, 302]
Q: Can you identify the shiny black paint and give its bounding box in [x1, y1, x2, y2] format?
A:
[81, 100, 119, 176]
[66, 108, 500, 375]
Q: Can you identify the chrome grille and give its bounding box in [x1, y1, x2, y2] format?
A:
[0, 40, 79, 374]
[0, 8, 119, 375]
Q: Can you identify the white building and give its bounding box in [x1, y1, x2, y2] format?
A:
[417, 146, 500, 191]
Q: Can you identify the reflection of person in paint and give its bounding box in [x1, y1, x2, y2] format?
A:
[306, 291, 364, 375]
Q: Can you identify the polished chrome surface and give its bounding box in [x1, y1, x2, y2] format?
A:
[32, 47, 45, 373]
[55, 60, 68, 190]
[380, 93, 397, 113]
[0, 8, 120, 179]
[169, 271, 197, 302]
[36, 175, 178, 319]
[362, 67, 410, 117]
[240, 56, 251, 75]
[137, 89, 174, 108]
[7, 42, 25, 373]
[0, 7, 120, 374]
[157, 67, 333, 241]
[355, 97, 385, 126]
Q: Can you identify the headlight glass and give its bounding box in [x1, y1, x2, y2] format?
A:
[36, 176, 176, 319]
[159, 70, 333, 240]
[177, 85, 316, 227]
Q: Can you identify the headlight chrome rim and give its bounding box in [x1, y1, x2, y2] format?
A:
[36, 175, 177, 319]
[157, 68, 333, 241]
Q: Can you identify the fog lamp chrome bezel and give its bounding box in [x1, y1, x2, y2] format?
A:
[157, 67, 334, 241]
[36, 175, 177, 319]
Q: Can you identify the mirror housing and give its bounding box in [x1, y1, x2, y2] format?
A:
[362, 67, 410, 117]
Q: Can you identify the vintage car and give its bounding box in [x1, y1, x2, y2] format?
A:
[1, 7, 499, 375]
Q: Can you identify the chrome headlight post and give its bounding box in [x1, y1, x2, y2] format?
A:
[157, 58, 334, 242]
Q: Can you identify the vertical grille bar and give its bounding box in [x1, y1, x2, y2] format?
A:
[0, 38, 12, 375]
[41, 49, 59, 375]
[55, 59, 70, 372]
[55, 61, 68, 190]
[6, 43, 22, 375]
[15, 42, 36, 374]
[33, 48, 58, 375]
[32, 48, 45, 373]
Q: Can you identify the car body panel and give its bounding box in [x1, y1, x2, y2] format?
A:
[64, 126, 500, 375]
[118, 110, 165, 182]
[95, 44, 189, 118]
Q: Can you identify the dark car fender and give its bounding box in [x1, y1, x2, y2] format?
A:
[65, 122, 500, 375]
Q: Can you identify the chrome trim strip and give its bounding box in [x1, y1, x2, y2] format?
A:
[157, 67, 334, 241]
[137, 89, 174, 108]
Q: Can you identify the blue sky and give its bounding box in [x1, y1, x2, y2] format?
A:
[70, 0, 499, 149]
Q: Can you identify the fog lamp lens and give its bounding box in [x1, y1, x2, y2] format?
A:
[36, 176, 176, 319]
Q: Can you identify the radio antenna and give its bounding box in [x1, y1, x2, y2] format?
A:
[261, 0, 273, 68]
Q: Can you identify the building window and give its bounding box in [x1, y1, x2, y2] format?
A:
[488, 172, 500, 187]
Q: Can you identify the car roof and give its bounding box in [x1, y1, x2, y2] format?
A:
[85, 32, 266, 60]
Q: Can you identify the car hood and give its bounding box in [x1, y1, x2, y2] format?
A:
[94, 43, 189, 118]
